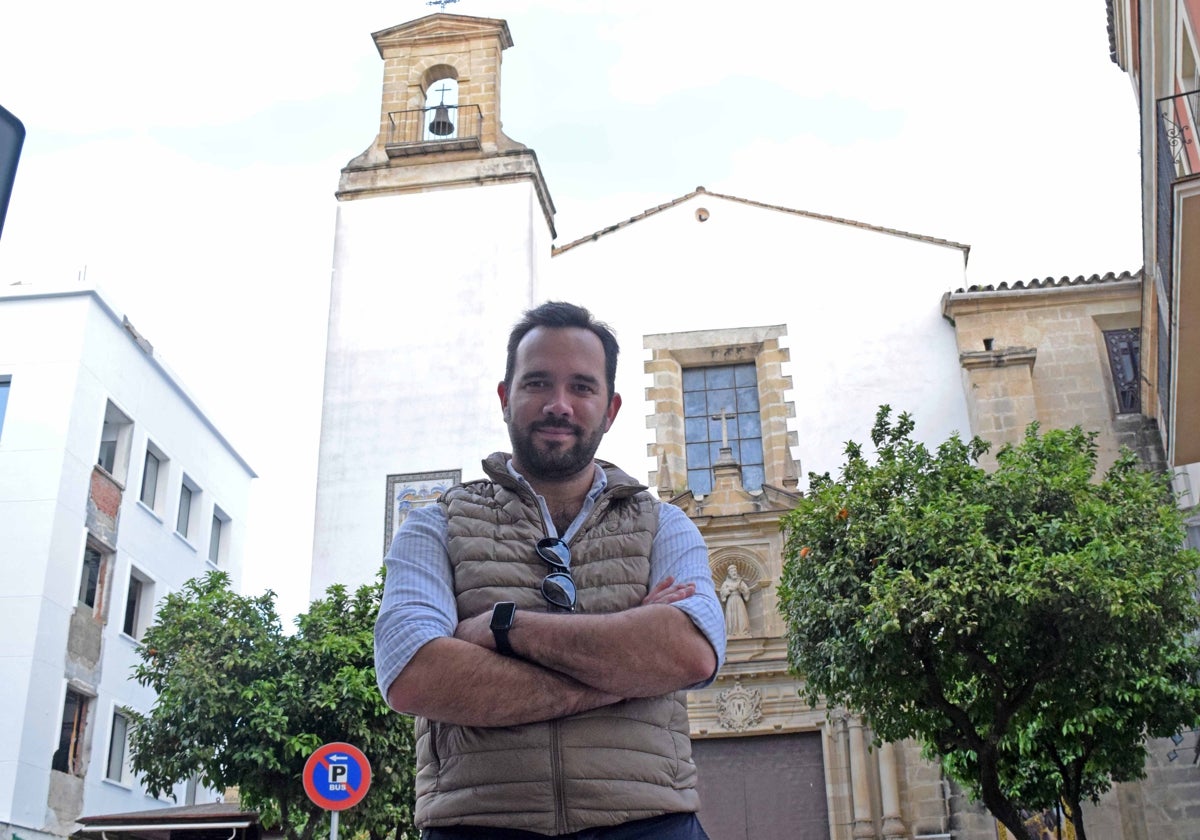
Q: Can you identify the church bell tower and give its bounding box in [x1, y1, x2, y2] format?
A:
[311, 13, 556, 597]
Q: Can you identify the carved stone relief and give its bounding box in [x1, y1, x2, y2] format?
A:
[717, 679, 763, 732]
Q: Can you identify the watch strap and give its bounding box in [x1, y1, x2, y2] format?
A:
[490, 601, 516, 656]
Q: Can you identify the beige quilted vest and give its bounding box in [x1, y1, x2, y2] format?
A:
[414, 454, 699, 835]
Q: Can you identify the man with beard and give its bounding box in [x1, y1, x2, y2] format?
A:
[374, 301, 725, 839]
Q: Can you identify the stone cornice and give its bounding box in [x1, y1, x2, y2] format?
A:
[959, 346, 1037, 371]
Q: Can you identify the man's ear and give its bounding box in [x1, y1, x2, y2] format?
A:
[604, 392, 622, 431]
[497, 381, 511, 421]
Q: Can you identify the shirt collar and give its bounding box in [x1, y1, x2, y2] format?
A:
[505, 460, 607, 542]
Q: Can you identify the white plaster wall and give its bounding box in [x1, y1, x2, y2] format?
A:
[548, 194, 973, 488]
[311, 187, 971, 598]
[310, 181, 551, 598]
[0, 289, 253, 831]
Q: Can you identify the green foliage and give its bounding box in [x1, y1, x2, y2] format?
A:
[129, 570, 416, 840]
[778, 407, 1200, 840]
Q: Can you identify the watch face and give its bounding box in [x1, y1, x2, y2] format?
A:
[491, 601, 516, 629]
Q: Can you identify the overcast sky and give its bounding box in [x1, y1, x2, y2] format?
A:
[0, 0, 1143, 623]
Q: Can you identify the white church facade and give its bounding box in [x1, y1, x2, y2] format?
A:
[310, 12, 1199, 840]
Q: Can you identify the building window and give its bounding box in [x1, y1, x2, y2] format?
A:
[52, 689, 89, 775]
[0, 376, 10, 441]
[79, 547, 104, 610]
[139, 443, 168, 511]
[176, 484, 192, 535]
[644, 324, 796, 500]
[177, 478, 198, 538]
[122, 570, 153, 639]
[683, 363, 765, 495]
[97, 401, 133, 481]
[106, 709, 130, 783]
[1103, 328, 1141, 414]
[208, 508, 229, 566]
[140, 450, 160, 506]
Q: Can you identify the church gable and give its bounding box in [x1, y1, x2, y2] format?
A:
[372, 13, 514, 54]
[552, 186, 969, 260]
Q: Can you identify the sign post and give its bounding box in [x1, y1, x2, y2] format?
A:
[303, 742, 372, 840]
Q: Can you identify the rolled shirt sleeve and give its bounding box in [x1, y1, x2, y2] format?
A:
[651, 501, 727, 686]
[374, 504, 458, 698]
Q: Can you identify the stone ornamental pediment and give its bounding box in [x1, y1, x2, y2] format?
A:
[373, 14, 514, 51]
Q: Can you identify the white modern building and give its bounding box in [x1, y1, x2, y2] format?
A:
[0, 284, 255, 840]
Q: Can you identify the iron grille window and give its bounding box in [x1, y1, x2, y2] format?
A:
[683, 363, 764, 495]
[1103, 328, 1141, 414]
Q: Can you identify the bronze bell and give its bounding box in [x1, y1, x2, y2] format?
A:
[428, 104, 454, 137]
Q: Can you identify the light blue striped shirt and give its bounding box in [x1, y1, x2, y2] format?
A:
[374, 461, 727, 698]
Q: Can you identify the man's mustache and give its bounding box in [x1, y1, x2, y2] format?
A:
[533, 418, 582, 434]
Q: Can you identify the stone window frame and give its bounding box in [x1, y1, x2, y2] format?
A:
[1093, 311, 1143, 417]
[644, 325, 796, 498]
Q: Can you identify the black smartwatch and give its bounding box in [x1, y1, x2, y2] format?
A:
[490, 601, 517, 656]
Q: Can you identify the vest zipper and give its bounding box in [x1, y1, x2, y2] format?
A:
[551, 718, 567, 834]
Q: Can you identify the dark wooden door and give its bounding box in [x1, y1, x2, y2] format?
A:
[693, 732, 830, 840]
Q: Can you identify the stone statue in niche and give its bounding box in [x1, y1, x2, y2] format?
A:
[719, 564, 751, 637]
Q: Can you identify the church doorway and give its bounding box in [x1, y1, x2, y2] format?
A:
[693, 731, 830, 840]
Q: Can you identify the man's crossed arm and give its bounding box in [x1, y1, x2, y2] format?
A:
[385, 578, 717, 728]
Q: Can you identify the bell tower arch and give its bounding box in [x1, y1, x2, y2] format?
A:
[338, 12, 554, 228]
[311, 13, 557, 597]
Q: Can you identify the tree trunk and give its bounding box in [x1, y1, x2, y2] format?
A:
[1065, 797, 1088, 840]
[977, 749, 1037, 840]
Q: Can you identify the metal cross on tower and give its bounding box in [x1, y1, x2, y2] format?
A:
[426, 0, 459, 10]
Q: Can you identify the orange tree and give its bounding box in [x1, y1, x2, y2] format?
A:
[778, 407, 1200, 840]
[129, 571, 416, 840]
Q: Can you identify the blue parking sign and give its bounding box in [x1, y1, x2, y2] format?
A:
[303, 742, 372, 810]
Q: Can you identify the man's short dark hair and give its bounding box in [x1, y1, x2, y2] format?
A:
[505, 301, 620, 399]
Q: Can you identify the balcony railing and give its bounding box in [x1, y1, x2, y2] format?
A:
[1157, 89, 1200, 170]
[385, 104, 483, 158]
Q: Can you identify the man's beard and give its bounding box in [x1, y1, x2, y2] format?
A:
[509, 417, 606, 481]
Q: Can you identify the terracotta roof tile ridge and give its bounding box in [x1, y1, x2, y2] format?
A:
[552, 185, 971, 257]
[951, 268, 1141, 295]
[1106, 0, 1119, 64]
